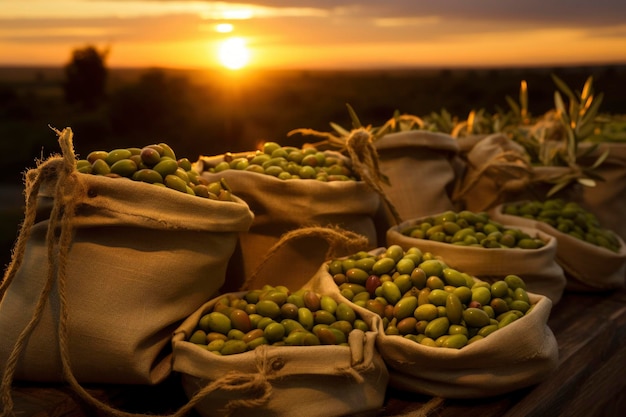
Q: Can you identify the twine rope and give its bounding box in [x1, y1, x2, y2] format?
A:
[0, 127, 83, 417]
[344, 129, 403, 225]
[0, 164, 57, 416]
[240, 225, 370, 291]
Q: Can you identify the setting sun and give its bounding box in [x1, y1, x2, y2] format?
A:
[217, 37, 250, 70]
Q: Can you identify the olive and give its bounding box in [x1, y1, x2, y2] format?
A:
[503, 199, 620, 252]
[186, 286, 364, 354]
[205, 142, 359, 181]
[77, 143, 236, 200]
[327, 247, 536, 349]
[400, 210, 546, 250]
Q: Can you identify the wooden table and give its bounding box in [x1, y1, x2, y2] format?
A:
[8, 287, 626, 417]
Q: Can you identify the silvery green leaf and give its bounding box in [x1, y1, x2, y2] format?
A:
[346, 104, 363, 129]
[582, 168, 606, 182]
[506, 96, 521, 115]
[590, 149, 610, 169]
[576, 122, 597, 140]
[330, 122, 350, 136]
[551, 74, 577, 102]
[520, 80, 528, 117]
[554, 92, 569, 122]
[569, 100, 579, 123]
[577, 177, 596, 187]
[581, 76, 594, 102]
[547, 180, 571, 197]
[580, 92, 604, 127]
[467, 110, 477, 134]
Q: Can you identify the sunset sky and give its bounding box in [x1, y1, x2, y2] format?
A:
[2, 0, 626, 70]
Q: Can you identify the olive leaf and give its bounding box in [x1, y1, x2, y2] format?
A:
[424, 109, 455, 133]
[500, 74, 609, 198]
[519, 80, 529, 121]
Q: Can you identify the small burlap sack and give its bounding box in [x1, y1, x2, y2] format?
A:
[386, 215, 567, 304]
[490, 203, 626, 292]
[171, 293, 389, 417]
[0, 128, 255, 401]
[373, 130, 459, 230]
[303, 249, 559, 399]
[194, 133, 384, 292]
[579, 142, 626, 242]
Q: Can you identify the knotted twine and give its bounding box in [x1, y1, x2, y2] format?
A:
[1, 127, 85, 416]
[0, 128, 260, 417]
[173, 315, 383, 417]
[239, 225, 370, 291]
[293, 127, 403, 226]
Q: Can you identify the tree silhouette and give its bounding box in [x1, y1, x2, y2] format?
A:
[108, 69, 193, 140]
[63, 45, 109, 109]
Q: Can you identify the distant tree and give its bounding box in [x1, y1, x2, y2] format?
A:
[108, 69, 193, 139]
[63, 45, 109, 109]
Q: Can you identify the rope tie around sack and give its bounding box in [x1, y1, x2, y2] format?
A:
[0, 170, 43, 300]
[184, 334, 378, 417]
[291, 126, 403, 225]
[344, 128, 403, 225]
[0, 127, 86, 417]
[240, 225, 371, 291]
[0, 167, 50, 416]
[332, 329, 378, 384]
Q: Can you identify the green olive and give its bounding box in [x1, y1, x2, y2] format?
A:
[425, 316, 450, 339]
[463, 308, 491, 328]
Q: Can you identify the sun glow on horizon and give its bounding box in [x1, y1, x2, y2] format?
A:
[215, 23, 234, 33]
[217, 37, 250, 70]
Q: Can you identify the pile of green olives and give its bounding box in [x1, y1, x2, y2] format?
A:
[76, 143, 233, 200]
[208, 142, 358, 182]
[502, 199, 620, 252]
[329, 245, 535, 349]
[400, 210, 545, 249]
[186, 285, 369, 355]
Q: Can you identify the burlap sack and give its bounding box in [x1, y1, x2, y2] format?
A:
[373, 131, 459, 230]
[303, 249, 559, 399]
[490, 203, 626, 291]
[579, 142, 626, 242]
[171, 293, 389, 417]
[194, 150, 380, 293]
[451, 133, 533, 212]
[0, 129, 255, 390]
[386, 216, 566, 304]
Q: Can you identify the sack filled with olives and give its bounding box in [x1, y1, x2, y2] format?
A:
[171, 285, 389, 417]
[386, 210, 567, 304]
[194, 142, 381, 292]
[0, 128, 255, 385]
[491, 199, 626, 291]
[303, 245, 559, 399]
[373, 130, 459, 231]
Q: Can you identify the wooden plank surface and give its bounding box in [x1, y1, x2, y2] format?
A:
[6, 288, 626, 417]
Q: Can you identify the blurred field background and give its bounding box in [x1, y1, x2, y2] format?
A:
[2, 59, 626, 270]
